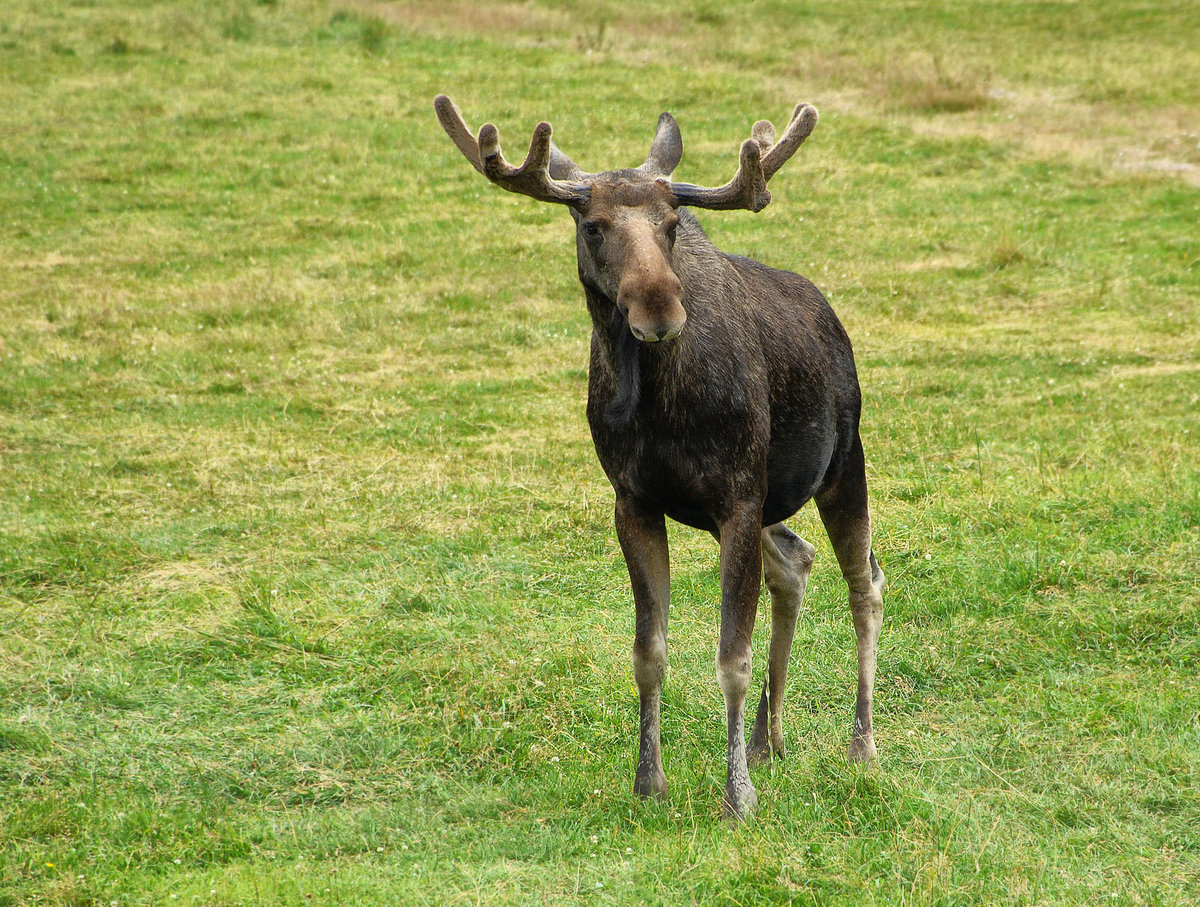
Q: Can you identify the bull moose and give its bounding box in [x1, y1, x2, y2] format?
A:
[433, 95, 885, 820]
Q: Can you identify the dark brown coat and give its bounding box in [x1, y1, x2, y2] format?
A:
[434, 97, 885, 820]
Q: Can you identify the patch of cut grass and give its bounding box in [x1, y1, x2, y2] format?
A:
[1, 0, 1198, 904]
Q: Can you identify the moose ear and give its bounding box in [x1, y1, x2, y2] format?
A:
[639, 112, 683, 178]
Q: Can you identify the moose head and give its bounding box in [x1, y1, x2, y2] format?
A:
[433, 95, 817, 344]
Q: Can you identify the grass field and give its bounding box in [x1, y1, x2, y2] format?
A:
[2, 1, 1199, 903]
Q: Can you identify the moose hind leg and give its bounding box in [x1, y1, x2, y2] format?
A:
[748, 523, 816, 765]
[816, 438, 885, 764]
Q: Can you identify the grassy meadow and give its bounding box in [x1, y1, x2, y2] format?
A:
[2, 0, 1199, 903]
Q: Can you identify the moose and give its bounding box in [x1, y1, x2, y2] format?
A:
[434, 95, 884, 820]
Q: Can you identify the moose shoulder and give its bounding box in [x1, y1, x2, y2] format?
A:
[434, 95, 885, 821]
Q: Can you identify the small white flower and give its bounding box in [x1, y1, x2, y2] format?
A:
[589, 834, 599, 844]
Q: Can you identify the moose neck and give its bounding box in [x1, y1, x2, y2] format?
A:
[580, 278, 650, 427]
[579, 218, 706, 427]
[577, 208, 740, 426]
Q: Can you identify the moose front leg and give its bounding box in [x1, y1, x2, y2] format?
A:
[614, 496, 671, 800]
[716, 499, 765, 820]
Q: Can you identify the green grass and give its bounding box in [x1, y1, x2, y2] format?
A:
[2, 0, 1198, 903]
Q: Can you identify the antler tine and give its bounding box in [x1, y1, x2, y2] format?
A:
[667, 103, 818, 213]
[667, 138, 770, 212]
[761, 103, 818, 181]
[433, 94, 486, 175]
[434, 95, 590, 207]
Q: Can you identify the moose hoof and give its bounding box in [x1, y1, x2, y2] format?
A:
[848, 734, 877, 764]
[746, 739, 785, 767]
[634, 768, 668, 801]
[722, 783, 758, 823]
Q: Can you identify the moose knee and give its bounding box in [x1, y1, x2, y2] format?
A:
[778, 532, 817, 573]
[848, 589, 883, 648]
[762, 531, 815, 603]
[716, 651, 752, 701]
[849, 587, 883, 619]
[632, 638, 667, 689]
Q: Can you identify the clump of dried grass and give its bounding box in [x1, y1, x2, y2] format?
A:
[882, 54, 994, 114]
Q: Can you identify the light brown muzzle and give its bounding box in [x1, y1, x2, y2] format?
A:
[617, 255, 686, 343]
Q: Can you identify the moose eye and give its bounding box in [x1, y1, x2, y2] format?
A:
[581, 220, 604, 243]
[665, 219, 679, 247]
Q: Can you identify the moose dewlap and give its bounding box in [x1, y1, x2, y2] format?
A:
[434, 95, 885, 821]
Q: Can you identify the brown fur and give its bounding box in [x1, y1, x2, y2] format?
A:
[435, 97, 885, 821]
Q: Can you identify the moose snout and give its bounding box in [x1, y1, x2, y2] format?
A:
[618, 274, 686, 344]
[628, 313, 686, 343]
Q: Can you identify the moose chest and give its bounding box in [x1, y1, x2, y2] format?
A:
[586, 350, 771, 533]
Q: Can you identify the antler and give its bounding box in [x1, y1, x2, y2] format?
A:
[667, 103, 818, 212]
[433, 95, 590, 207]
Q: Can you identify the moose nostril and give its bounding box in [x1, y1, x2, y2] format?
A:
[629, 324, 664, 343]
[657, 312, 686, 342]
